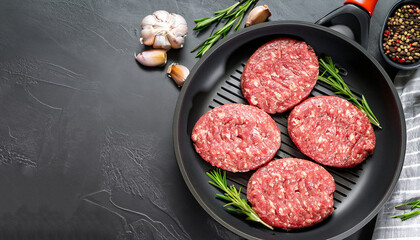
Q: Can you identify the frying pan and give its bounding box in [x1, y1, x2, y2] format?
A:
[173, 0, 406, 239]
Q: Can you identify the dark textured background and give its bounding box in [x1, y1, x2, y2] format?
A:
[0, 0, 399, 239]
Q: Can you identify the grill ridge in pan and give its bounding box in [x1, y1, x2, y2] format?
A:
[173, 21, 406, 240]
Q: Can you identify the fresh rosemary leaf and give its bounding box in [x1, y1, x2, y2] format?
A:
[234, 14, 244, 31]
[206, 168, 274, 230]
[191, 0, 258, 58]
[392, 210, 420, 221]
[392, 199, 420, 221]
[193, 1, 243, 31]
[397, 200, 420, 209]
[318, 56, 382, 129]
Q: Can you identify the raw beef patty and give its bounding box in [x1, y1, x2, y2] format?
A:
[288, 96, 376, 168]
[247, 158, 335, 229]
[191, 103, 281, 172]
[241, 38, 319, 114]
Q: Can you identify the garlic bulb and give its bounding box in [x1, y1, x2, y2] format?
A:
[140, 10, 188, 50]
[135, 49, 167, 67]
[245, 5, 271, 27]
[167, 63, 189, 87]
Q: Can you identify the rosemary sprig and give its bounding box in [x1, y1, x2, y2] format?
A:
[392, 210, 420, 221]
[191, 0, 258, 58]
[192, 0, 244, 32]
[318, 56, 382, 129]
[206, 168, 274, 230]
[391, 199, 420, 221]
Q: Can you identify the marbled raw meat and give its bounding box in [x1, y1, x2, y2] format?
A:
[241, 38, 318, 114]
[247, 158, 335, 229]
[288, 96, 376, 168]
[191, 103, 281, 172]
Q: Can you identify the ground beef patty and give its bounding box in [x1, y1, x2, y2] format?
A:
[191, 103, 281, 172]
[288, 96, 376, 168]
[247, 158, 335, 230]
[241, 38, 319, 114]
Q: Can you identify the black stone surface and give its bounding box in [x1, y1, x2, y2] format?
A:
[0, 0, 399, 239]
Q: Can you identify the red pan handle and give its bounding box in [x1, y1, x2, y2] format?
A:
[345, 0, 378, 17]
[315, 0, 379, 49]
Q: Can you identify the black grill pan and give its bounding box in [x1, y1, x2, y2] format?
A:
[173, 6, 406, 240]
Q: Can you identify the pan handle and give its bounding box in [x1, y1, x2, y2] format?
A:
[315, 0, 378, 49]
[344, 0, 378, 17]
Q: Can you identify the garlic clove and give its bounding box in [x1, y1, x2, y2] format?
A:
[245, 5, 271, 27]
[135, 49, 167, 67]
[167, 32, 184, 49]
[167, 63, 189, 87]
[171, 14, 188, 28]
[140, 26, 158, 46]
[141, 14, 158, 28]
[153, 33, 172, 50]
[153, 10, 170, 23]
[171, 24, 188, 37]
[167, 23, 188, 49]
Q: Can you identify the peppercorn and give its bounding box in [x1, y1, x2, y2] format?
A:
[383, 4, 420, 64]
